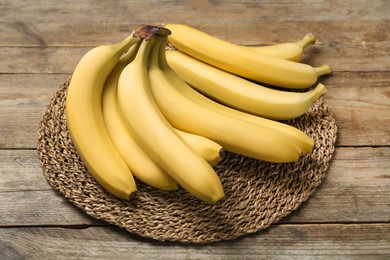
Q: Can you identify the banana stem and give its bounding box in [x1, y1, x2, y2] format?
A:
[296, 33, 317, 48]
[134, 24, 171, 41]
[314, 64, 332, 76]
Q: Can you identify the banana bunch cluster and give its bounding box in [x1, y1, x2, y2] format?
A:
[65, 24, 331, 204]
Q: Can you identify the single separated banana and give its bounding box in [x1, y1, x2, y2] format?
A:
[160, 40, 314, 154]
[66, 30, 141, 200]
[102, 43, 178, 191]
[149, 35, 302, 163]
[246, 33, 317, 62]
[166, 50, 327, 120]
[165, 23, 331, 89]
[117, 27, 224, 204]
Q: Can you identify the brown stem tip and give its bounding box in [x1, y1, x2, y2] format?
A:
[134, 25, 171, 40]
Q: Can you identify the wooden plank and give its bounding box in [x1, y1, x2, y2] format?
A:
[0, 149, 49, 192]
[1, 20, 389, 47]
[0, 148, 389, 226]
[0, 224, 389, 259]
[0, 73, 69, 149]
[0, 46, 85, 74]
[0, 190, 98, 226]
[1, 0, 388, 24]
[0, 149, 98, 225]
[1, 0, 387, 257]
[1, 71, 389, 149]
[323, 71, 390, 146]
[0, 41, 389, 74]
[0, 22, 143, 47]
[284, 146, 390, 223]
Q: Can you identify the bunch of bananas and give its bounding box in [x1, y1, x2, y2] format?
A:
[65, 24, 331, 204]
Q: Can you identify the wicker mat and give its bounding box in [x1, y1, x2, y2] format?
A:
[37, 78, 337, 243]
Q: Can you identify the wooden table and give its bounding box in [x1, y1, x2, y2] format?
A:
[1, 0, 389, 258]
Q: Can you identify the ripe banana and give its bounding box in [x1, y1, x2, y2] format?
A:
[102, 43, 178, 191]
[102, 29, 222, 192]
[117, 28, 224, 204]
[159, 40, 314, 154]
[165, 23, 331, 89]
[246, 33, 317, 62]
[175, 129, 224, 166]
[149, 35, 302, 163]
[66, 31, 141, 200]
[102, 47, 223, 184]
[166, 50, 327, 120]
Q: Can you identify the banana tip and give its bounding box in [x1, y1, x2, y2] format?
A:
[315, 64, 332, 77]
[316, 83, 328, 96]
[219, 149, 226, 161]
[299, 33, 317, 48]
[128, 190, 138, 200]
[207, 195, 225, 206]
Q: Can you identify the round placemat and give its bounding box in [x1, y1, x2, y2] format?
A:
[37, 78, 337, 243]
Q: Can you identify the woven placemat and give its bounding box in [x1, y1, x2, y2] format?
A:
[37, 78, 337, 243]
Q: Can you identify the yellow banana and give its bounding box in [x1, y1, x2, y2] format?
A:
[102, 46, 222, 191]
[165, 23, 331, 89]
[102, 43, 178, 191]
[246, 34, 317, 62]
[66, 31, 141, 200]
[117, 28, 224, 204]
[175, 129, 224, 166]
[166, 50, 327, 120]
[102, 46, 223, 190]
[150, 35, 302, 163]
[160, 41, 314, 154]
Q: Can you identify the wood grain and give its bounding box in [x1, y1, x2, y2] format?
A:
[1, 148, 389, 226]
[1, 71, 389, 149]
[0, 224, 389, 259]
[1, 0, 389, 257]
[1, 20, 389, 47]
[1, 0, 388, 23]
[0, 42, 389, 74]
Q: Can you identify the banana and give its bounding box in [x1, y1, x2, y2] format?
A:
[66, 30, 141, 200]
[245, 34, 317, 62]
[117, 27, 224, 204]
[165, 23, 331, 89]
[102, 45, 223, 190]
[166, 50, 327, 120]
[175, 129, 224, 166]
[159, 41, 314, 154]
[102, 42, 223, 191]
[150, 35, 302, 163]
[102, 43, 179, 191]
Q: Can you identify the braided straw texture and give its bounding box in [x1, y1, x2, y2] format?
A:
[37, 78, 337, 243]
